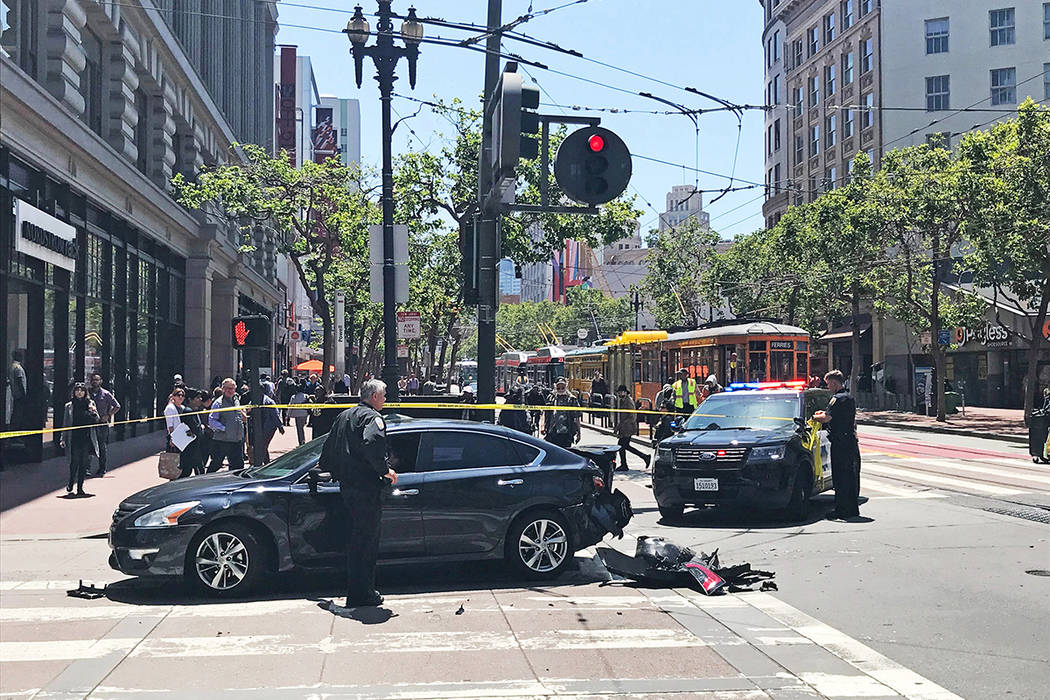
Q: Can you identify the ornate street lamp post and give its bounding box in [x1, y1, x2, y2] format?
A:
[345, 2, 422, 401]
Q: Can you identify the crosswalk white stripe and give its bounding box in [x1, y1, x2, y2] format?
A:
[861, 462, 1023, 496]
[859, 477, 941, 498]
[909, 458, 1050, 487]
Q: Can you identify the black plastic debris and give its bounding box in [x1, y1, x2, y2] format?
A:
[597, 536, 775, 595]
[587, 489, 633, 539]
[67, 580, 107, 599]
[455, 604, 465, 615]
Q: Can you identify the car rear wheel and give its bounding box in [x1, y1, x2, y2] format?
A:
[784, 465, 812, 522]
[186, 522, 266, 597]
[658, 504, 685, 522]
[506, 510, 573, 580]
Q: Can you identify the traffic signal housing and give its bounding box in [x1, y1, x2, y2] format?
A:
[459, 214, 479, 306]
[491, 70, 541, 188]
[554, 126, 632, 205]
[231, 316, 271, 349]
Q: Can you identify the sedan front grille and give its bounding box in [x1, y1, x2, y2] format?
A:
[674, 446, 748, 468]
[113, 502, 147, 525]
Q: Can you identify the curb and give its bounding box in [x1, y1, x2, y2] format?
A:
[856, 418, 1028, 445]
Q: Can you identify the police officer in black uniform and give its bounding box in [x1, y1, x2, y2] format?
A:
[813, 369, 860, 520]
[319, 378, 398, 607]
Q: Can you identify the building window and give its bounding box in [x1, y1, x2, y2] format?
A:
[990, 67, 1016, 105]
[767, 125, 773, 155]
[773, 29, 781, 63]
[825, 64, 836, 97]
[989, 8, 1015, 46]
[794, 85, 804, 116]
[773, 75, 781, 105]
[810, 124, 820, 157]
[842, 0, 854, 29]
[808, 75, 819, 107]
[860, 0, 872, 15]
[1045, 62, 1050, 99]
[1045, 3, 1050, 40]
[793, 38, 804, 68]
[824, 12, 836, 44]
[774, 119, 782, 151]
[0, 0, 41, 76]
[80, 24, 104, 136]
[925, 17, 949, 54]
[773, 164, 781, 193]
[808, 176, 818, 202]
[842, 52, 854, 84]
[843, 108, 855, 138]
[861, 37, 873, 73]
[826, 167, 837, 190]
[766, 37, 773, 68]
[862, 92, 874, 127]
[795, 134, 804, 163]
[134, 90, 149, 174]
[826, 114, 837, 147]
[808, 26, 819, 56]
[925, 75, 950, 111]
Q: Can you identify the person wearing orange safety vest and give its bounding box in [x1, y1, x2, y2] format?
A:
[672, 368, 699, 415]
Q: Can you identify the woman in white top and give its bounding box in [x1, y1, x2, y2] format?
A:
[163, 388, 186, 450]
[287, 387, 310, 445]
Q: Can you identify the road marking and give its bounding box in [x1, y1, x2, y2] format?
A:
[906, 458, 1050, 488]
[860, 462, 1023, 496]
[860, 477, 943, 499]
[746, 593, 964, 700]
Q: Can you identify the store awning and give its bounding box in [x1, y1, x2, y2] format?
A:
[295, 359, 335, 372]
[817, 324, 871, 342]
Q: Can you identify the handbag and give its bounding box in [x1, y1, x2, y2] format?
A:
[158, 451, 181, 480]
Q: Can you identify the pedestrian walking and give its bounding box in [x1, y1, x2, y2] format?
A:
[86, 372, 120, 477]
[308, 385, 338, 440]
[591, 372, 609, 401]
[164, 388, 185, 450]
[279, 370, 296, 426]
[207, 378, 247, 472]
[543, 379, 581, 449]
[421, 374, 438, 395]
[672, 368, 699, 416]
[701, 374, 723, 401]
[60, 383, 99, 496]
[459, 386, 477, 421]
[178, 388, 207, 478]
[654, 380, 674, 412]
[813, 369, 861, 520]
[288, 385, 310, 445]
[613, 385, 649, 471]
[498, 387, 532, 434]
[407, 373, 419, 395]
[255, 382, 285, 464]
[319, 379, 397, 608]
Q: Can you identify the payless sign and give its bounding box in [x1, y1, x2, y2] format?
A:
[14, 199, 77, 272]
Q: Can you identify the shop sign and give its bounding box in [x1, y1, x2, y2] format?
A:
[954, 323, 1011, 348]
[14, 199, 77, 271]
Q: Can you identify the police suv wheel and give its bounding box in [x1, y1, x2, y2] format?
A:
[507, 510, 572, 580]
[658, 504, 685, 522]
[186, 522, 265, 597]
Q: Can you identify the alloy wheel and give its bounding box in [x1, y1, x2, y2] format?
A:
[195, 531, 249, 590]
[518, 518, 568, 573]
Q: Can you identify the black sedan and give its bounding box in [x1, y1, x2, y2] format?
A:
[110, 418, 631, 597]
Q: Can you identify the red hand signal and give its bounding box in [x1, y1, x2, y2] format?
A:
[234, 321, 250, 346]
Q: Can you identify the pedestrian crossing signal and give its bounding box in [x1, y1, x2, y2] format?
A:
[231, 316, 271, 349]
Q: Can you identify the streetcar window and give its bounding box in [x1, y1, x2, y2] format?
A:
[796, 352, 809, 379]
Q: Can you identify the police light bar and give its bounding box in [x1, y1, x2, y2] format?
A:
[726, 380, 807, 392]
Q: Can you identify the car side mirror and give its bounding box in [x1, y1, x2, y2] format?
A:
[306, 467, 333, 493]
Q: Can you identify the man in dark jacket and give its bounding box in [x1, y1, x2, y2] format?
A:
[320, 379, 398, 607]
[814, 369, 861, 520]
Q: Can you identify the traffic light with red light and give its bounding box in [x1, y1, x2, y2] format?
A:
[554, 126, 632, 205]
[231, 316, 271, 349]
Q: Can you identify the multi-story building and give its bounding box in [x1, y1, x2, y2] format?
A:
[761, 0, 1050, 227]
[658, 185, 710, 231]
[318, 96, 362, 167]
[1, 0, 281, 463]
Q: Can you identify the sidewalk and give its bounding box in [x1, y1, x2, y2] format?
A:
[857, 406, 1028, 443]
[0, 427, 304, 540]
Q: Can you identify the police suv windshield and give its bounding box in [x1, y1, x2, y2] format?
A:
[683, 393, 799, 432]
[243, 437, 325, 479]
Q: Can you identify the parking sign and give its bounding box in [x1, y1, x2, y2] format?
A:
[396, 311, 421, 339]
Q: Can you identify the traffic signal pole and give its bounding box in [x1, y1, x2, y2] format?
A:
[476, 0, 502, 414]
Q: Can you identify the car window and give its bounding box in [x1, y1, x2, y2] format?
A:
[684, 394, 798, 432]
[388, 432, 422, 473]
[417, 431, 525, 471]
[245, 436, 325, 479]
[512, 441, 541, 464]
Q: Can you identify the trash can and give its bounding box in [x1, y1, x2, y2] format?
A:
[1029, 410, 1050, 463]
[945, 392, 960, 414]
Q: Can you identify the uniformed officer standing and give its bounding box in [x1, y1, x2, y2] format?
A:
[319, 378, 398, 607]
[813, 369, 860, 520]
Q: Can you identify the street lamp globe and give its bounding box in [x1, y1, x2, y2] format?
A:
[400, 6, 423, 44]
[346, 5, 370, 45]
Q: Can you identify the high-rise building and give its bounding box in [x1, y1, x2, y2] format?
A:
[760, 0, 1050, 227]
[1, 0, 282, 463]
[659, 185, 710, 231]
[318, 96, 362, 167]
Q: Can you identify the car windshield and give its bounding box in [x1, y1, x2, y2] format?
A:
[243, 437, 325, 479]
[683, 393, 799, 432]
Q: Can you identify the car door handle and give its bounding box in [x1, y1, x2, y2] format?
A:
[391, 488, 419, 496]
[497, 479, 524, 486]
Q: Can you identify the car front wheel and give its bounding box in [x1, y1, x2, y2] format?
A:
[658, 504, 685, 522]
[507, 510, 573, 580]
[186, 522, 266, 597]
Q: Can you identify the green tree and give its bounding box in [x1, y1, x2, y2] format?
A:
[960, 100, 1050, 419]
[639, 218, 723, 328]
[173, 145, 377, 385]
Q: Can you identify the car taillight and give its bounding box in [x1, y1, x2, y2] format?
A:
[592, 475, 605, 491]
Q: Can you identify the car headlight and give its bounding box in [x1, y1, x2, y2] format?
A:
[132, 501, 201, 528]
[657, 446, 672, 462]
[748, 445, 786, 462]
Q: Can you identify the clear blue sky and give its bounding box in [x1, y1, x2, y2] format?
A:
[275, 0, 768, 239]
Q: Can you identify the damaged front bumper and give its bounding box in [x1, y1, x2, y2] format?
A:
[572, 488, 633, 549]
[109, 523, 197, 577]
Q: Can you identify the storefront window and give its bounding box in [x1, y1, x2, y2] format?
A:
[136, 314, 154, 419]
[85, 301, 104, 380]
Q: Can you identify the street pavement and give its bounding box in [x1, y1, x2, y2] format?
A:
[1, 422, 1047, 699]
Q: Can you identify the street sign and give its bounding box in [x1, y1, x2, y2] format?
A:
[397, 311, 421, 339]
[937, 330, 951, 345]
[397, 344, 409, 358]
[577, 328, 588, 340]
[231, 316, 271, 349]
[290, 330, 301, 341]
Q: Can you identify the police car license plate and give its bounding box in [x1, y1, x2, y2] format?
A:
[694, 478, 718, 491]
